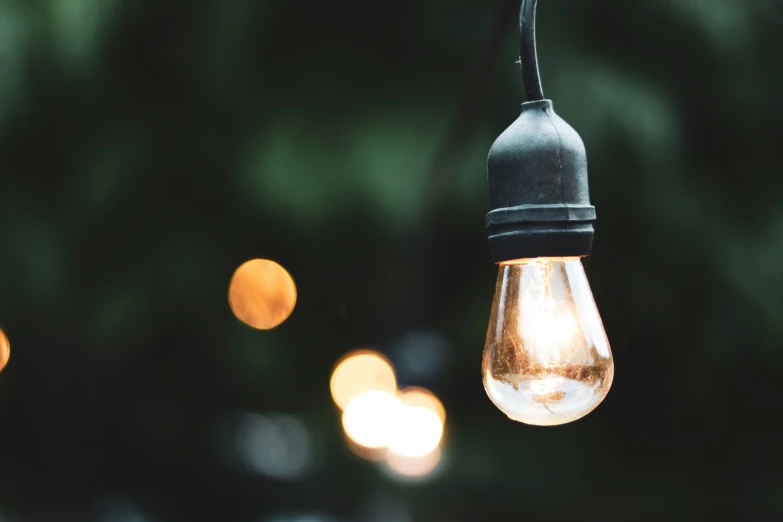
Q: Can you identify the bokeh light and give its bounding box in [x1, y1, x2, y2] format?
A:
[229, 259, 297, 330]
[331, 351, 447, 481]
[384, 447, 443, 481]
[386, 402, 443, 458]
[398, 387, 446, 423]
[0, 329, 8, 373]
[219, 412, 319, 481]
[342, 390, 402, 449]
[330, 351, 396, 410]
[344, 436, 386, 462]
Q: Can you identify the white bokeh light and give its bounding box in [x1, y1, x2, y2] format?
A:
[342, 391, 402, 449]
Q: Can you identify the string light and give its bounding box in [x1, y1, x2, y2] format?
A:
[342, 390, 402, 449]
[386, 404, 442, 458]
[482, 0, 612, 425]
[0, 329, 9, 373]
[228, 259, 297, 330]
[330, 351, 396, 410]
[398, 387, 446, 423]
[384, 447, 443, 480]
[331, 350, 447, 481]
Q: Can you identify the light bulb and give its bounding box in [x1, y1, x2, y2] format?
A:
[482, 257, 613, 426]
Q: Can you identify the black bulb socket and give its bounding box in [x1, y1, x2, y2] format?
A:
[486, 99, 595, 264]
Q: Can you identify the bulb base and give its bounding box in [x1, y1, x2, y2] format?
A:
[486, 219, 594, 263]
[486, 100, 595, 263]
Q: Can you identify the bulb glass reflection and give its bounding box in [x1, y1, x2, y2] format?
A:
[483, 257, 613, 426]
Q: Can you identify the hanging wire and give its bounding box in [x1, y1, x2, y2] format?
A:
[520, 0, 544, 101]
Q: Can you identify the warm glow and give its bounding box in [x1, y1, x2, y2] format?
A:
[330, 351, 397, 410]
[342, 390, 402, 449]
[483, 257, 613, 426]
[385, 447, 442, 478]
[344, 437, 386, 461]
[332, 353, 449, 466]
[398, 387, 446, 423]
[0, 329, 8, 373]
[387, 403, 443, 458]
[519, 261, 579, 363]
[229, 259, 297, 330]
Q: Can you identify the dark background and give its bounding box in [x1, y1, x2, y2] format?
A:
[0, 0, 782, 520]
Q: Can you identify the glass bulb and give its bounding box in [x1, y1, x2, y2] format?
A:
[482, 257, 613, 426]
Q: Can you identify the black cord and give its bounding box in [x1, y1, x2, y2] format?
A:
[520, 0, 544, 101]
